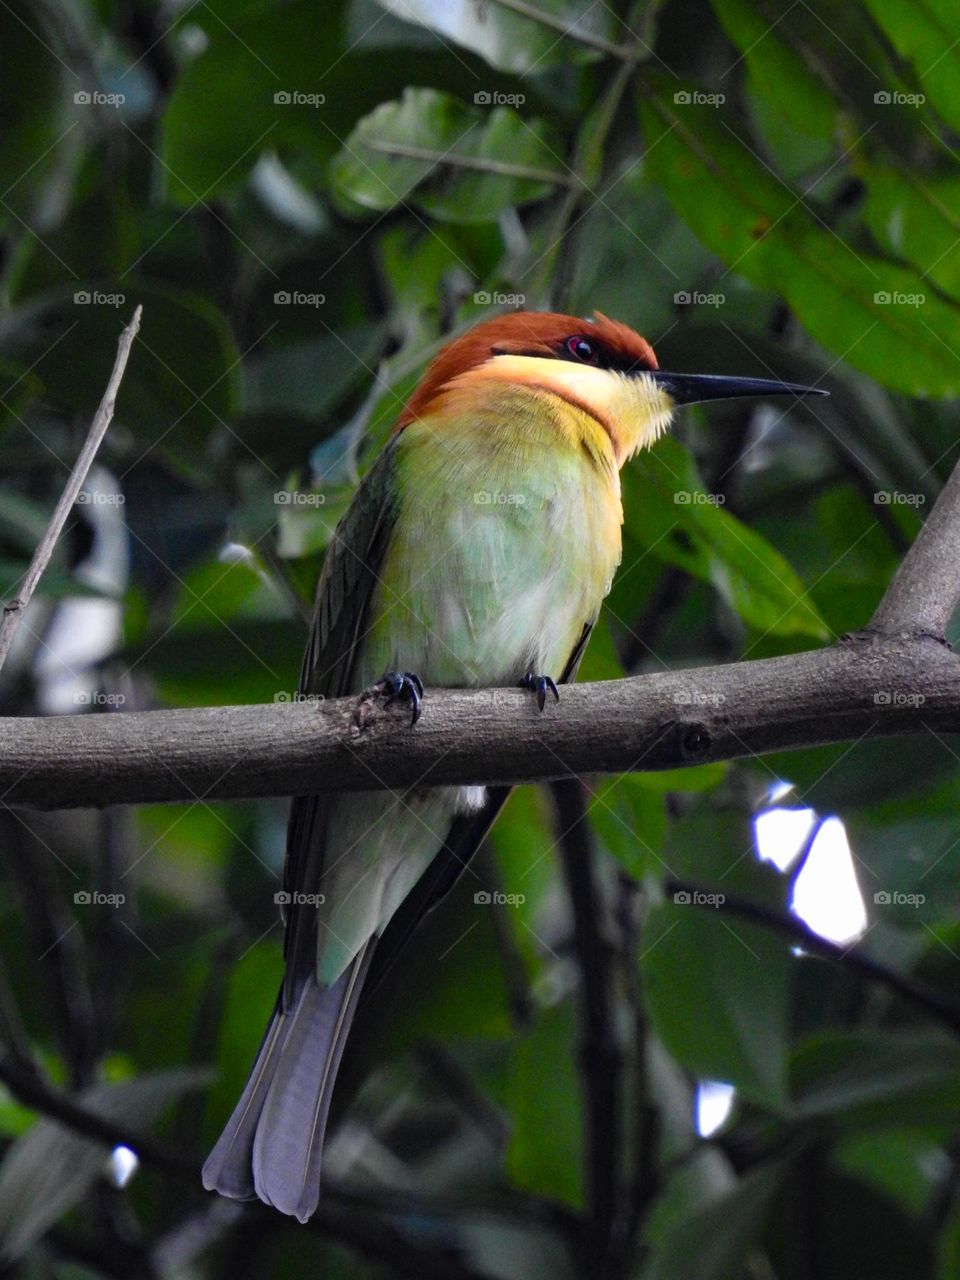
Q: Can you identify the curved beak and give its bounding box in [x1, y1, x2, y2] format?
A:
[646, 370, 828, 405]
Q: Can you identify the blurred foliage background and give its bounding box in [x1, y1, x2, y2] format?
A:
[2, 0, 960, 1276]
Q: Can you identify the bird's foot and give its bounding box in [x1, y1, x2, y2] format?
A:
[519, 671, 559, 712]
[378, 670, 424, 725]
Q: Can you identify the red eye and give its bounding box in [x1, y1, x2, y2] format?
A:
[565, 335, 598, 364]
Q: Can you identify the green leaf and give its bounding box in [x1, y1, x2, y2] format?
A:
[159, 0, 348, 204]
[834, 1129, 942, 1216]
[623, 436, 829, 640]
[0, 3, 64, 232]
[790, 1030, 960, 1128]
[644, 1158, 788, 1280]
[203, 942, 283, 1147]
[863, 0, 960, 132]
[505, 1002, 582, 1207]
[642, 814, 794, 1108]
[862, 162, 960, 304]
[638, 87, 960, 398]
[243, 324, 387, 418]
[588, 775, 667, 880]
[160, 5, 536, 204]
[711, 0, 836, 139]
[330, 88, 565, 223]
[13, 283, 242, 470]
[378, 0, 616, 73]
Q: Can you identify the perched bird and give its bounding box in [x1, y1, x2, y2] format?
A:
[202, 309, 825, 1220]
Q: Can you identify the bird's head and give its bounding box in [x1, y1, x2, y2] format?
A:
[396, 310, 825, 465]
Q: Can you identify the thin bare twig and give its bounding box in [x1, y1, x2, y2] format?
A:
[0, 305, 142, 674]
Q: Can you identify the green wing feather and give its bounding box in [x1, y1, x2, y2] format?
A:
[281, 440, 401, 1009]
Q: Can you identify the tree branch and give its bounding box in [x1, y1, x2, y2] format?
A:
[553, 780, 621, 1277]
[867, 451, 960, 638]
[0, 306, 142, 673]
[0, 631, 957, 809]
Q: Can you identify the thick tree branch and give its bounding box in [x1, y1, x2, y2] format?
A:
[0, 631, 957, 809]
[0, 306, 142, 673]
[867, 454, 960, 638]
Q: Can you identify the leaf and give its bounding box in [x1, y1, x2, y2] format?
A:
[588, 775, 667, 880]
[11, 283, 242, 470]
[0, 1069, 209, 1263]
[505, 1002, 582, 1207]
[0, 3, 64, 232]
[845, 802, 960, 925]
[862, 162, 960, 304]
[642, 814, 794, 1109]
[378, 0, 616, 73]
[623, 436, 829, 640]
[638, 87, 960, 398]
[330, 88, 565, 223]
[790, 1029, 960, 1128]
[202, 942, 283, 1147]
[242, 324, 387, 418]
[711, 0, 836, 139]
[160, 4, 534, 204]
[862, 0, 960, 132]
[643, 1158, 788, 1280]
[159, 0, 348, 203]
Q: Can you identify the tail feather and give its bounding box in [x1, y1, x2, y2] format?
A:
[202, 944, 373, 1221]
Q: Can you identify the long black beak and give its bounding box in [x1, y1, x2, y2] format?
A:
[647, 370, 828, 405]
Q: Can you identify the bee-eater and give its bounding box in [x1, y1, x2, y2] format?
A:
[202, 310, 825, 1220]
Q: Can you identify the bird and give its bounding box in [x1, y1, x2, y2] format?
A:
[202, 309, 826, 1221]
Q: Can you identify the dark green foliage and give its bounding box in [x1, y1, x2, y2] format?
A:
[0, 0, 958, 1276]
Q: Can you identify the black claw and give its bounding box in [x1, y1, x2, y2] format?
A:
[380, 670, 424, 725]
[519, 671, 560, 712]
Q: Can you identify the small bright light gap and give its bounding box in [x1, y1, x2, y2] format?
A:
[755, 790, 867, 945]
[696, 1081, 735, 1137]
[107, 1145, 139, 1188]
